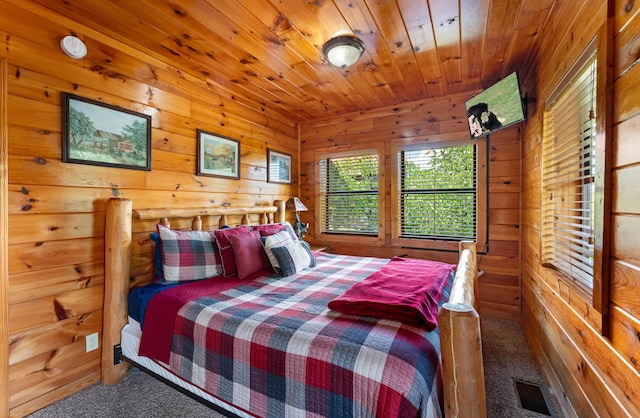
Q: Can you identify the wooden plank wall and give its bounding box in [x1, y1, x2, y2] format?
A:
[299, 93, 522, 321]
[520, 0, 640, 416]
[0, 1, 298, 416]
[1, 57, 10, 415]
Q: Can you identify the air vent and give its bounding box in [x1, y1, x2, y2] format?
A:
[513, 379, 551, 416]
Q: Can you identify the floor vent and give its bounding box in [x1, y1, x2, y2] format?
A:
[513, 379, 552, 416]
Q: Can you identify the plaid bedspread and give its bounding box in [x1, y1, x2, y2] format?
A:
[144, 252, 452, 418]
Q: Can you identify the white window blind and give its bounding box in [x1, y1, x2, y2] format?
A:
[399, 145, 476, 240]
[319, 154, 378, 234]
[541, 52, 597, 290]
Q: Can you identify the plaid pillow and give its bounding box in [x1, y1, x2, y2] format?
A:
[270, 241, 316, 277]
[261, 230, 295, 274]
[157, 224, 221, 283]
[252, 222, 298, 241]
[279, 221, 299, 242]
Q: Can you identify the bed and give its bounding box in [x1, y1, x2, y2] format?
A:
[101, 197, 486, 417]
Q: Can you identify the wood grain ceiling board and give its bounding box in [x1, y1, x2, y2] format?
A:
[429, 0, 463, 95]
[25, 0, 553, 123]
[459, 0, 491, 91]
[500, 0, 554, 81]
[481, 0, 524, 86]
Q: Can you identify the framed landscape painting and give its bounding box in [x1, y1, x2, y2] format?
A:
[62, 92, 152, 170]
[267, 149, 292, 184]
[197, 129, 240, 179]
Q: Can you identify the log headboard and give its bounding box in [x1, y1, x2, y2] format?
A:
[101, 197, 486, 417]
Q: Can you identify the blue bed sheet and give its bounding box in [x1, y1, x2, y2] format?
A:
[129, 282, 179, 327]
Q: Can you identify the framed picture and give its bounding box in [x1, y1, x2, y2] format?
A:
[267, 149, 292, 184]
[197, 129, 240, 179]
[62, 92, 151, 171]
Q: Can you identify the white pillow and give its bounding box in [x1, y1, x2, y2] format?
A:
[261, 230, 294, 274]
[270, 241, 316, 277]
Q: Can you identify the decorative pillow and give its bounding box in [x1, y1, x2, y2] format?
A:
[261, 230, 295, 274]
[251, 223, 284, 237]
[279, 221, 299, 242]
[214, 225, 250, 276]
[229, 230, 271, 279]
[156, 224, 221, 283]
[253, 222, 298, 241]
[270, 241, 316, 277]
[149, 232, 164, 279]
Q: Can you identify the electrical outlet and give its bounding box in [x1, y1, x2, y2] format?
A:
[113, 344, 123, 365]
[86, 332, 99, 352]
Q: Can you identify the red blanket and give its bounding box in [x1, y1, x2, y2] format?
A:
[328, 256, 455, 330]
[138, 275, 250, 363]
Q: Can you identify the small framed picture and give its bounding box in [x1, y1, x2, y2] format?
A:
[197, 129, 240, 179]
[62, 92, 152, 171]
[267, 149, 292, 184]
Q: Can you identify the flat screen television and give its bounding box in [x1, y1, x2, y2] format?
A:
[465, 72, 525, 139]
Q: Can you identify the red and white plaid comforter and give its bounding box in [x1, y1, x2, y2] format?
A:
[140, 252, 453, 418]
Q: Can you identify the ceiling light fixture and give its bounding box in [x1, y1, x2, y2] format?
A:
[322, 36, 365, 69]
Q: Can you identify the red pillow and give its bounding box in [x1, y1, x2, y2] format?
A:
[229, 230, 271, 279]
[251, 223, 285, 237]
[214, 225, 250, 276]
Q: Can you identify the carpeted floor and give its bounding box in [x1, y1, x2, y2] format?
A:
[27, 368, 219, 418]
[482, 317, 560, 418]
[27, 317, 560, 417]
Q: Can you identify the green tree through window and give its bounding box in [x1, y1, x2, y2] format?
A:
[319, 154, 378, 234]
[400, 145, 476, 240]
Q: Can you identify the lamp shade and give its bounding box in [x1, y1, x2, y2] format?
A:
[290, 197, 308, 212]
[323, 36, 365, 68]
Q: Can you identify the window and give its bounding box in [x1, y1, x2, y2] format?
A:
[400, 144, 476, 240]
[541, 48, 597, 292]
[392, 141, 487, 252]
[318, 152, 379, 235]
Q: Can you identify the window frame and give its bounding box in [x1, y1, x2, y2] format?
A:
[540, 29, 612, 322]
[315, 147, 385, 246]
[391, 139, 488, 252]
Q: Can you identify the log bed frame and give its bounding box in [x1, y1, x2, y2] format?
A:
[101, 197, 486, 418]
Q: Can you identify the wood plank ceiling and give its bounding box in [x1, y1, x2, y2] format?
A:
[31, 0, 554, 123]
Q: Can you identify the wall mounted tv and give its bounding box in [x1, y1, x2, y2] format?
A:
[465, 72, 525, 139]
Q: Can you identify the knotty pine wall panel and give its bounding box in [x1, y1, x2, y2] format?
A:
[299, 92, 522, 321]
[0, 2, 298, 416]
[520, 0, 640, 416]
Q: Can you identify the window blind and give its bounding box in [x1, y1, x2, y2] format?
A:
[541, 52, 597, 290]
[400, 145, 476, 240]
[319, 154, 378, 234]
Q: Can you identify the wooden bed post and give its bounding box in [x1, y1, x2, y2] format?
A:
[274, 200, 286, 223]
[102, 198, 132, 385]
[438, 241, 486, 418]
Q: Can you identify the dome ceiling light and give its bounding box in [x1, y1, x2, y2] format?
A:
[322, 36, 365, 68]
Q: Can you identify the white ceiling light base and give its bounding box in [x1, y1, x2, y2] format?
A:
[60, 35, 87, 59]
[323, 36, 365, 68]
